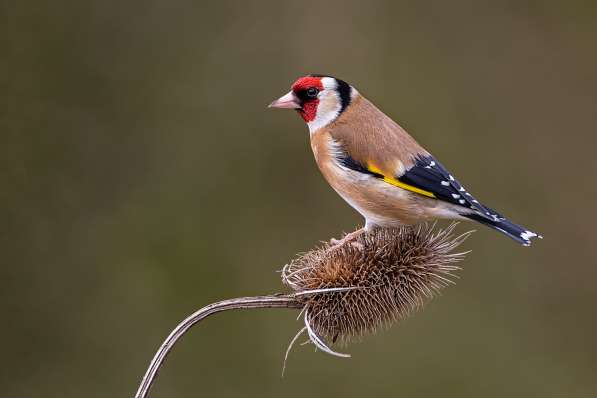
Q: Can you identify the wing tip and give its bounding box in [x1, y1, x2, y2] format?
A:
[521, 230, 543, 247]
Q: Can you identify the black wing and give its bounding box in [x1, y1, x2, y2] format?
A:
[336, 148, 503, 221]
[398, 155, 504, 221]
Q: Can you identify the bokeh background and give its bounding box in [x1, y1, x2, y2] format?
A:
[2, 1, 597, 397]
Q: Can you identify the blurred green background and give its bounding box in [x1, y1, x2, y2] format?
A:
[2, 1, 596, 397]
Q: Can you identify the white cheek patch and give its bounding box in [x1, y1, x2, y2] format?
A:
[321, 77, 338, 91]
[307, 77, 342, 134]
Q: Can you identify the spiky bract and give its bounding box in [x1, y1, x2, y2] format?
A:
[282, 224, 471, 345]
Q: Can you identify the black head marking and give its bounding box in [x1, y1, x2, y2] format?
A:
[335, 78, 352, 113]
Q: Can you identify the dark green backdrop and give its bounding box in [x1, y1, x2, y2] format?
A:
[2, 1, 596, 397]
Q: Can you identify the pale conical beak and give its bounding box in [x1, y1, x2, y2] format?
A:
[268, 91, 301, 109]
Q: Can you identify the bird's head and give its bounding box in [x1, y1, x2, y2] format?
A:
[269, 75, 356, 133]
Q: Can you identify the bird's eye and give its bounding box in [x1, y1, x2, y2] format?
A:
[306, 87, 319, 98]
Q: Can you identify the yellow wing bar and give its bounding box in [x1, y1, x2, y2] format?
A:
[367, 164, 436, 198]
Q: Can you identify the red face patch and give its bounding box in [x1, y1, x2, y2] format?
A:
[291, 76, 323, 122]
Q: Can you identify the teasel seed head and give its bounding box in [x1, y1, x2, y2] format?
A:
[282, 223, 472, 358]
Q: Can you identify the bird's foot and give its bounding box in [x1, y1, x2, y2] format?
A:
[329, 229, 365, 251]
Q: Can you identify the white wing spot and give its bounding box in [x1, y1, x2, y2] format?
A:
[429, 161, 436, 167]
[459, 199, 466, 204]
[520, 230, 537, 241]
[449, 175, 455, 181]
[441, 181, 450, 186]
[452, 194, 460, 199]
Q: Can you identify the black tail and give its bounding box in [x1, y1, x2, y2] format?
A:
[463, 212, 542, 246]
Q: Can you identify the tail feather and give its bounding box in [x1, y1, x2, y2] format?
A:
[463, 211, 542, 246]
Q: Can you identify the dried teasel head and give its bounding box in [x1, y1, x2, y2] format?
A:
[282, 223, 472, 358]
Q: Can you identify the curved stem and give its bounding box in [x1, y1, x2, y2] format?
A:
[134, 294, 303, 398]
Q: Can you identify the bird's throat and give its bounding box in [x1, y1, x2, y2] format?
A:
[298, 99, 319, 122]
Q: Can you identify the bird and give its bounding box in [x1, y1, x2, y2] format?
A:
[269, 75, 541, 246]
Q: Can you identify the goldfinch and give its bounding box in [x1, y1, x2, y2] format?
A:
[269, 75, 541, 246]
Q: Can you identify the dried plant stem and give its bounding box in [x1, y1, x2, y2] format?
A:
[134, 294, 302, 398]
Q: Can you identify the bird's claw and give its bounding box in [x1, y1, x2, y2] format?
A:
[328, 230, 364, 251]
